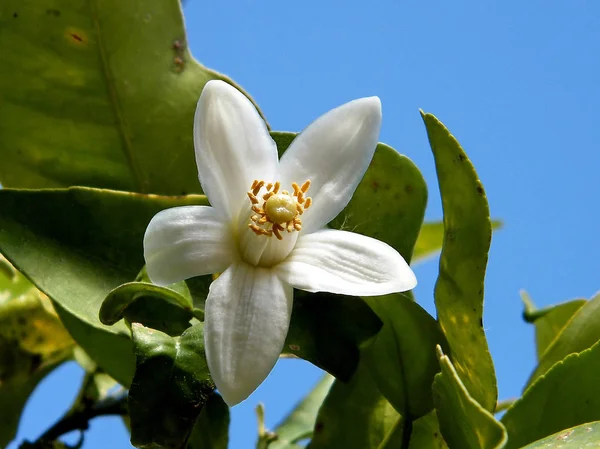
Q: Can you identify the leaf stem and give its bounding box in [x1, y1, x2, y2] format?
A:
[400, 415, 413, 449]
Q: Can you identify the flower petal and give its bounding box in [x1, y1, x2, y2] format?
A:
[275, 229, 416, 296]
[144, 206, 232, 286]
[277, 97, 382, 234]
[204, 263, 293, 406]
[194, 80, 278, 221]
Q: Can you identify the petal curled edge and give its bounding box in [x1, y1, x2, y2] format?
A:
[275, 229, 416, 296]
[194, 80, 278, 221]
[204, 263, 293, 406]
[144, 206, 233, 286]
[277, 97, 382, 234]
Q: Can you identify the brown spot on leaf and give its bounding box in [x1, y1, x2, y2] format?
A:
[65, 27, 89, 48]
[314, 422, 324, 433]
[13, 12, 18, 18]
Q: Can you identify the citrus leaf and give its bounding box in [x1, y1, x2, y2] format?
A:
[0, 187, 208, 386]
[421, 111, 497, 412]
[502, 339, 600, 448]
[520, 421, 600, 448]
[129, 323, 214, 449]
[433, 347, 507, 449]
[0, 0, 264, 195]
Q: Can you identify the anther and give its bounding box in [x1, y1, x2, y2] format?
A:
[253, 180, 265, 195]
[301, 180, 311, 193]
[304, 197, 312, 209]
[273, 226, 283, 240]
[296, 202, 304, 215]
[282, 190, 289, 196]
[297, 191, 304, 203]
[251, 180, 259, 190]
[263, 191, 274, 201]
[251, 214, 261, 222]
[294, 223, 302, 231]
[266, 183, 273, 191]
[258, 216, 267, 224]
[252, 205, 264, 214]
[273, 182, 280, 194]
[292, 182, 300, 195]
[247, 192, 259, 204]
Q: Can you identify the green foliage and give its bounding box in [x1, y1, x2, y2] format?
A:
[364, 295, 448, 419]
[501, 339, 600, 448]
[433, 347, 507, 449]
[0, 187, 209, 386]
[265, 375, 335, 449]
[520, 422, 600, 448]
[521, 291, 586, 360]
[527, 292, 600, 386]
[0, 0, 264, 195]
[129, 323, 214, 449]
[421, 111, 497, 412]
[0, 262, 74, 448]
[284, 292, 383, 381]
[188, 390, 230, 449]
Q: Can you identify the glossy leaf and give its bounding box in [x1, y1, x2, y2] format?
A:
[284, 292, 382, 381]
[0, 187, 208, 386]
[129, 323, 214, 449]
[267, 374, 335, 449]
[364, 294, 448, 419]
[502, 340, 600, 448]
[527, 292, 600, 386]
[0, 0, 264, 195]
[188, 393, 230, 449]
[413, 220, 502, 264]
[421, 112, 497, 412]
[521, 421, 600, 448]
[433, 347, 507, 449]
[521, 291, 586, 360]
[100, 281, 197, 336]
[309, 362, 407, 449]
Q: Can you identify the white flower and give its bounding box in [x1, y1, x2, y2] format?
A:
[143, 80, 417, 406]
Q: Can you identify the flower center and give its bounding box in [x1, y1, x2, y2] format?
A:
[246, 179, 312, 240]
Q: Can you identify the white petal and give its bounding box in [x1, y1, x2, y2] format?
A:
[144, 206, 233, 286]
[275, 229, 416, 296]
[204, 263, 293, 406]
[194, 80, 278, 221]
[277, 97, 382, 234]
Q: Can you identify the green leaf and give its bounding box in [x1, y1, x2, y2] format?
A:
[413, 220, 501, 264]
[267, 374, 335, 449]
[187, 393, 230, 449]
[520, 421, 600, 448]
[421, 111, 497, 412]
[527, 292, 600, 387]
[520, 291, 586, 360]
[364, 294, 448, 419]
[433, 347, 507, 449]
[501, 339, 600, 448]
[0, 263, 74, 447]
[100, 281, 197, 336]
[284, 292, 382, 381]
[129, 323, 214, 449]
[0, 0, 264, 195]
[309, 361, 408, 449]
[408, 412, 449, 449]
[0, 187, 208, 386]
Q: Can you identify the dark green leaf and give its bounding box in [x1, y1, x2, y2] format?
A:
[520, 421, 600, 448]
[520, 291, 586, 360]
[421, 112, 497, 412]
[0, 0, 265, 195]
[527, 292, 600, 387]
[284, 292, 382, 381]
[433, 347, 507, 449]
[413, 220, 501, 264]
[188, 393, 229, 449]
[309, 361, 407, 449]
[501, 340, 600, 448]
[129, 323, 214, 449]
[364, 294, 448, 419]
[408, 411, 449, 449]
[100, 281, 196, 336]
[267, 375, 335, 449]
[0, 187, 208, 386]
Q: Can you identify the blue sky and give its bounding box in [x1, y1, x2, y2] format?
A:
[11, 1, 600, 448]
